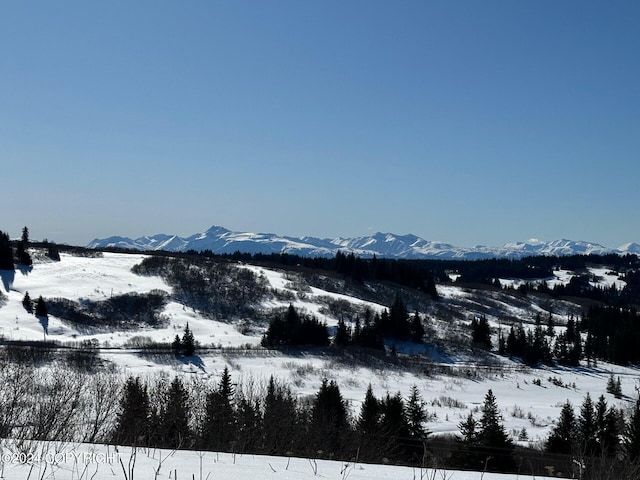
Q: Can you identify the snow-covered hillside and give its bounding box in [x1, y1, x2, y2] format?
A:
[0, 250, 638, 449]
[87, 225, 639, 259]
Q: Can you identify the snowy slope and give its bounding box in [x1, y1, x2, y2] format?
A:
[0, 441, 556, 480]
[87, 225, 637, 259]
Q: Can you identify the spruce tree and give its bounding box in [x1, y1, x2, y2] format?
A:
[471, 315, 491, 349]
[405, 384, 429, 463]
[357, 384, 379, 433]
[0, 231, 14, 270]
[22, 291, 32, 313]
[35, 295, 48, 317]
[478, 389, 515, 472]
[160, 377, 191, 449]
[546, 401, 576, 454]
[406, 384, 428, 439]
[182, 323, 195, 356]
[15, 241, 32, 266]
[172, 334, 182, 355]
[409, 311, 425, 343]
[262, 375, 298, 455]
[578, 393, 598, 456]
[356, 384, 383, 462]
[452, 413, 483, 470]
[546, 313, 555, 337]
[333, 318, 351, 347]
[235, 391, 261, 453]
[201, 366, 236, 451]
[389, 293, 410, 339]
[606, 375, 622, 398]
[379, 392, 411, 462]
[595, 395, 619, 457]
[112, 376, 151, 446]
[310, 378, 349, 457]
[625, 397, 640, 462]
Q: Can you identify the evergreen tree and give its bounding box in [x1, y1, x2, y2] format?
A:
[452, 413, 483, 470]
[546, 313, 555, 337]
[235, 393, 261, 453]
[471, 315, 491, 350]
[584, 330, 595, 366]
[15, 241, 32, 266]
[563, 317, 582, 366]
[182, 323, 196, 356]
[387, 293, 410, 340]
[554, 332, 570, 365]
[262, 376, 298, 455]
[21, 226, 29, 245]
[333, 317, 351, 347]
[409, 311, 425, 343]
[356, 384, 383, 462]
[0, 231, 14, 270]
[352, 316, 362, 344]
[606, 375, 622, 398]
[358, 310, 384, 350]
[625, 397, 640, 462]
[262, 304, 329, 347]
[47, 245, 61, 261]
[357, 384, 379, 433]
[172, 334, 182, 355]
[546, 401, 576, 454]
[379, 392, 411, 462]
[22, 291, 32, 313]
[578, 393, 598, 456]
[112, 376, 151, 445]
[35, 295, 47, 317]
[477, 389, 515, 472]
[595, 395, 619, 457]
[159, 377, 191, 449]
[405, 384, 429, 463]
[406, 385, 427, 439]
[201, 366, 236, 451]
[531, 314, 552, 364]
[310, 378, 349, 457]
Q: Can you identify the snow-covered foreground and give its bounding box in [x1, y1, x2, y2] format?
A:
[0, 441, 555, 480]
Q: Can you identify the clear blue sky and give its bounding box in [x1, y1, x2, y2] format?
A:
[1, 1, 638, 248]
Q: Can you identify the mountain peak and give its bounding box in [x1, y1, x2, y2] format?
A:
[87, 226, 636, 260]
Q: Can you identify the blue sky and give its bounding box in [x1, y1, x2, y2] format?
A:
[1, 1, 638, 248]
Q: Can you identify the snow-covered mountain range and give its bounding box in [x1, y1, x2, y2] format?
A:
[87, 226, 640, 260]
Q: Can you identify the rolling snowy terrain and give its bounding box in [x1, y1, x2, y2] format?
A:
[0, 249, 638, 454]
[87, 225, 640, 259]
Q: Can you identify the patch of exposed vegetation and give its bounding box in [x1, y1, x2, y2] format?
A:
[132, 256, 271, 319]
[46, 290, 169, 330]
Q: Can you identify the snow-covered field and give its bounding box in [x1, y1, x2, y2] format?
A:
[0, 441, 556, 480]
[0, 251, 638, 447]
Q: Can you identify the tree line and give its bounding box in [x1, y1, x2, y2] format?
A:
[479, 306, 640, 368]
[544, 390, 640, 478]
[0, 227, 62, 271]
[219, 249, 639, 306]
[261, 296, 426, 350]
[0, 227, 31, 269]
[110, 367, 430, 465]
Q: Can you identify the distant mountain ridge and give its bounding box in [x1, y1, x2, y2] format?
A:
[87, 226, 640, 260]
